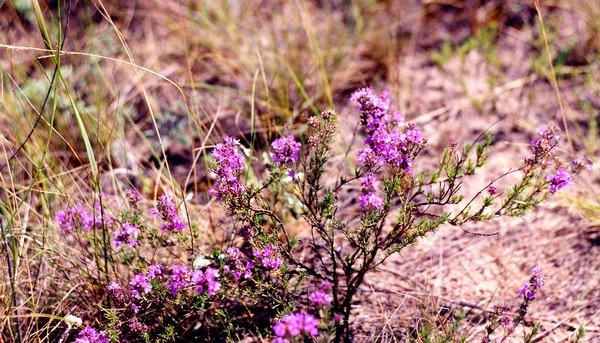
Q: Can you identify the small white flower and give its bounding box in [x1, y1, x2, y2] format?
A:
[64, 314, 82, 326]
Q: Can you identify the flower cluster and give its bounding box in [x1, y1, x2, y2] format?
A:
[168, 264, 190, 297]
[359, 173, 383, 211]
[129, 273, 152, 299]
[351, 88, 425, 172]
[41, 80, 583, 343]
[309, 281, 333, 308]
[517, 265, 545, 301]
[107, 281, 120, 292]
[113, 222, 139, 248]
[75, 326, 109, 343]
[123, 263, 223, 299]
[55, 204, 94, 233]
[106, 281, 127, 304]
[128, 317, 149, 334]
[154, 195, 185, 231]
[253, 244, 283, 270]
[351, 89, 425, 215]
[209, 137, 246, 200]
[224, 246, 253, 279]
[147, 264, 163, 279]
[191, 267, 221, 295]
[350, 88, 394, 134]
[55, 201, 114, 233]
[271, 135, 301, 166]
[547, 167, 573, 193]
[272, 312, 319, 343]
[56, 200, 113, 234]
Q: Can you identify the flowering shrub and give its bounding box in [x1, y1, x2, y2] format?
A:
[53, 88, 576, 342]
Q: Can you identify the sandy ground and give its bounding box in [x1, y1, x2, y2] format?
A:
[342, 23, 600, 342]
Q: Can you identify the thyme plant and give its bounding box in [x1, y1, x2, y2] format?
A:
[55, 88, 575, 342]
[210, 89, 575, 341]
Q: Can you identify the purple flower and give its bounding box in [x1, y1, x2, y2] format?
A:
[126, 265, 163, 299]
[310, 289, 333, 308]
[106, 281, 125, 302]
[350, 88, 392, 134]
[107, 281, 120, 292]
[225, 246, 253, 279]
[501, 316, 511, 326]
[253, 244, 283, 270]
[537, 125, 560, 142]
[129, 273, 152, 299]
[271, 135, 301, 166]
[532, 264, 545, 288]
[272, 312, 319, 341]
[227, 246, 243, 259]
[147, 264, 163, 279]
[367, 130, 403, 166]
[155, 195, 185, 231]
[517, 265, 545, 301]
[55, 204, 94, 233]
[287, 170, 298, 180]
[75, 326, 109, 343]
[360, 193, 384, 211]
[487, 186, 498, 195]
[405, 123, 424, 146]
[209, 137, 246, 200]
[351, 88, 425, 174]
[168, 264, 190, 297]
[113, 222, 139, 248]
[359, 173, 383, 211]
[547, 167, 573, 193]
[357, 147, 382, 168]
[191, 267, 221, 295]
[128, 317, 148, 333]
[517, 283, 535, 300]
